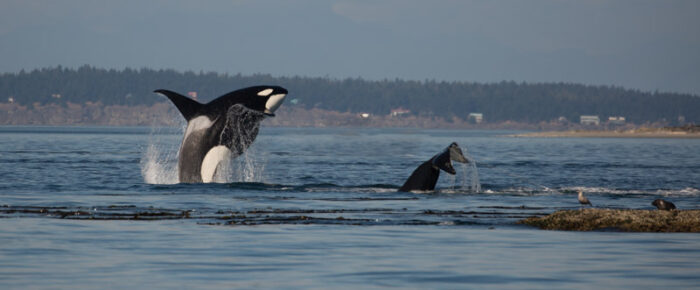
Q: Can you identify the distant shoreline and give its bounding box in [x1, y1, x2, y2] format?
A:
[0, 102, 606, 130]
[1, 102, 695, 132]
[511, 126, 700, 139]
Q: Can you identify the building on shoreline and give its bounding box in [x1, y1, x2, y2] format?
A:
[608, 116, 626, 125]
[580, 115, 600, 125]
[468, 113, 483, 124]
[390, 107, 410, 116]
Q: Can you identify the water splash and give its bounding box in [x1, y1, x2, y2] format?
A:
[468, 159, 482, 193]
[215, 105, 267, 183]
[443, 154, 482, 193]
[141, 105, 268, 184]
[214, 146, 267, 183]
[141, 129, 180, 184]
[459, 158, 481, 193]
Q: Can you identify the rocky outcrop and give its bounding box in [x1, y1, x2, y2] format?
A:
[519, 209, 700, 232]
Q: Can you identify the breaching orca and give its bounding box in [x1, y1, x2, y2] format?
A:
[155, 86, 287, 183]
[399, 142, 469, 192]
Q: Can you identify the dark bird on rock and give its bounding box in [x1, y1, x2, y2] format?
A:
[652, 199, 676, 210]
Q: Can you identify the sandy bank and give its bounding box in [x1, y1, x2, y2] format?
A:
[511, 128, 700, 138]
[519, 209, 700, 232]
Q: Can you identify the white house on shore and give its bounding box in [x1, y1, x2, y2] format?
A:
[468, 113, 483, 123]
[608, 116, 626, 125]
[580, 115, 600, 125]
[390, 107, 411, 116]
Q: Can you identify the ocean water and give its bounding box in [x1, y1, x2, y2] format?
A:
[1, 126, 699, 289]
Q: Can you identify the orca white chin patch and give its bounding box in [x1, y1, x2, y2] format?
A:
[257, 88, 274, 97]
[201, 145, 231, 183]
[265, 93, 286, 115]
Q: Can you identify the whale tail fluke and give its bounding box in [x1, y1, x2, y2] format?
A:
[432, 142, 469, 175]
[154, 89, 203, 121]
[432, 149, 457, 175]
[399, 142, 470, 192]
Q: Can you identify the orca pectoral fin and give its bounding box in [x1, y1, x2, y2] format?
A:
[155, 89, 203, 121]
[201, 146, 232, 183]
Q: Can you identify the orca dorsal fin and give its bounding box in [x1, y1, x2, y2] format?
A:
[155, 89, 203, 121]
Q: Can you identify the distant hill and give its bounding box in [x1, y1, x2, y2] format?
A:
[1, 66, 698, 124]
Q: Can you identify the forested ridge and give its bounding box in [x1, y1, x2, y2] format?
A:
[1, 66, 698, 124]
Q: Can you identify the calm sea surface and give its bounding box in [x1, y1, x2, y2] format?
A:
[1, 126, 699, 289]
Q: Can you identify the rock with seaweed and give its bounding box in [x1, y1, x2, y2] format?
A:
[519, 209, 700, 232]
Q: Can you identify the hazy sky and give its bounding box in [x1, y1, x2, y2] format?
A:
[1, 0, 699, 94]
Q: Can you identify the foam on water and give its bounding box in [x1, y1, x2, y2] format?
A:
[560, 186, 700, 197]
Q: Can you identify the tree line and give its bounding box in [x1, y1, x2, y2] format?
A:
[1, 65, 698, 124]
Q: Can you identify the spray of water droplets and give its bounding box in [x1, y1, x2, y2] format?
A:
[463, 159, 482, 193]
[141, 127, 181, 184]
[141, 104, 268, 184]
[444, 159, 481, 193]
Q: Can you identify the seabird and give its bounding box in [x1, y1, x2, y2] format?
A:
[578, 190, 592, 207]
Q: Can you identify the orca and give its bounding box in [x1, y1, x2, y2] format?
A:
[155, 86, 287, 183]
[399, 142, 469, 192]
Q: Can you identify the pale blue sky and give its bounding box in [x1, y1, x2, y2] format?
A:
[1, 0, 699, 94]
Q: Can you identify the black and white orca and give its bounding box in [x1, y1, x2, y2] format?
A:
[399, 142, 469, 192]
[155, 86, 287, 183]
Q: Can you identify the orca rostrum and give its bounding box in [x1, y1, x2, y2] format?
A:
[155, 86, 287, 183]
[399, 142, 469, 192]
